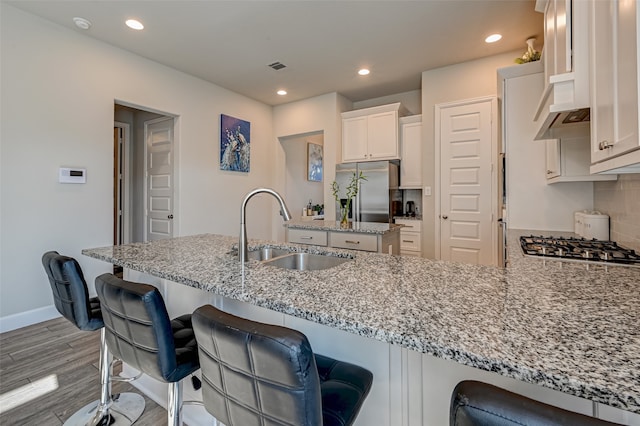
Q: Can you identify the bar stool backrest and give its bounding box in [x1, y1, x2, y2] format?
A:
[41, 251, 102, 331]
[192, 304, 323, 426]
[95, 273, 191, 383]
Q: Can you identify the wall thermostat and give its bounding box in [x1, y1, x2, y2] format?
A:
[59, 167, 86, 184]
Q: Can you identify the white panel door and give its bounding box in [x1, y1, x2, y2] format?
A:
[438, 98, 495, 266]
[145, 117, 174, 241]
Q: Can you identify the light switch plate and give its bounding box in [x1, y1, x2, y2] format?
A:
[424, 186, 431, 196]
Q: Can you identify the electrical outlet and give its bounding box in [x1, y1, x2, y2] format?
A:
[424, 186, 431, 196]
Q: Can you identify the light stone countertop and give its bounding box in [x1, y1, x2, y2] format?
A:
[82, 229, 640, 414]
[285, 219, 402, 234]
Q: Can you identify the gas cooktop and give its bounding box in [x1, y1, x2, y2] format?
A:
[519, 235, 640, 266]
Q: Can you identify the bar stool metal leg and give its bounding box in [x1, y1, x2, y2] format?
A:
[167, 381, 183, 426]
[63, 330, 146, 426]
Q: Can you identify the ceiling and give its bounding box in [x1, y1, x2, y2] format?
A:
[5, 0, 544, 106]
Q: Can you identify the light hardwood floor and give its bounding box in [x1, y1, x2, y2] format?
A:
[0, 317, 168, 425]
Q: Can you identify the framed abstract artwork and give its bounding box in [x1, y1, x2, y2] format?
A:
[220, 114, 250, 172]
[307, 142, 323, 182]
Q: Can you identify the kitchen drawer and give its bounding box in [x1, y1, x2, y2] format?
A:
[400, 250, 421, 257]
[400, 232, 421, 252]
[287, 229, 327, 246]
[330, 232, 378, 252]
[395, 219, 422, 233]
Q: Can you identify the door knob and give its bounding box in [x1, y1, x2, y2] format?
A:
[442, 215, 448, 220]
[168, 214, 174, 219]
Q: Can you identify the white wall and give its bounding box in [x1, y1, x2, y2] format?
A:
[0, 5, 275, 329]
[503, 71, 593, 231]
[421, 50, 522, 259]
[272, 92, 352, 241]
[353, 89, 422, 115]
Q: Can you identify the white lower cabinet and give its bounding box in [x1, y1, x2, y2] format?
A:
[286, 228, 400, 254]
[286, 228, 328, 246]
[329, 232, 378, 252]
[396, 219, 422, 257]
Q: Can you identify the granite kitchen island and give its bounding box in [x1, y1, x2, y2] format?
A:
[83, 230, 640, 425]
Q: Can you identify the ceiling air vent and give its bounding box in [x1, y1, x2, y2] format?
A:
[268, 61, 287, 71]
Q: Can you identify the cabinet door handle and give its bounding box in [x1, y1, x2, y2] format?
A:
[546, 170, 554, 175]
[598, 140, 612, 150]
[167, 214, 174, 219]
[442, 215, 448, 220]
[345, 240, 360, 244]
[300, 236, 313, 240]
[402, 239, 414, 243]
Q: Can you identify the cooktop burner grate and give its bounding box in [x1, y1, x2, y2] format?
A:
[519, 235, 640, 266]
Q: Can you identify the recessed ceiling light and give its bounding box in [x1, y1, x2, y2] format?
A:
[358, 69, 370, 76]
[73, 17, 92, 30]
[125, 19, 144, 30]
[485, 34, 502, 43]
[277, 90, 287, 96]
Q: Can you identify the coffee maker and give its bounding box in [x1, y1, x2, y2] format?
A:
[405, 201, 415, 217]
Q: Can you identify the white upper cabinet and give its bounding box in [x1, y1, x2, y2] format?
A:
[533, 0, 591, 140]
[543, 0, 571, 80]
[545, 139, 561, 179]
[341, 103, 407, 163]
[399, 115, 422, 188]
[590, 0, 640, 173]
[545, 127, 617, 184]
[342, 115, 369, 161]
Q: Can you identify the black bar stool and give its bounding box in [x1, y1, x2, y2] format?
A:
[95, 273, 200, 426]
[450, 380, 620, 425]
[191, 304, 373, 426]
[41, 251, 145, 426]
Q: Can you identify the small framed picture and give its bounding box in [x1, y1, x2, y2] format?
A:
[307, 143, 323, 182]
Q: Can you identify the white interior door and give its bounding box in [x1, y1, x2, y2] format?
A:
[145, 117, 175, 241]
[437, 97, 497, 266]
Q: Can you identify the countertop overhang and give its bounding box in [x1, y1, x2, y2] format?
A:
[82, 230, 640, 414]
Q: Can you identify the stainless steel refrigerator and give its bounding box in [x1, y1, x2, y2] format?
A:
[335, 161, 399, 223]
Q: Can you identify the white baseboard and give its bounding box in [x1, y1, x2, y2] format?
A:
[0, 305, 61, 333]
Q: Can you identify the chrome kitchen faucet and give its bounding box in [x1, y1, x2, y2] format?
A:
[240, 188, 292, 263]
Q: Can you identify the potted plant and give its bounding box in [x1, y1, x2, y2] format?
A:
[331, 171, 366, 228]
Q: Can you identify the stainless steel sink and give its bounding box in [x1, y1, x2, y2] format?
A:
[246, 247, 293, 261]
[262, 252, 350, 271]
